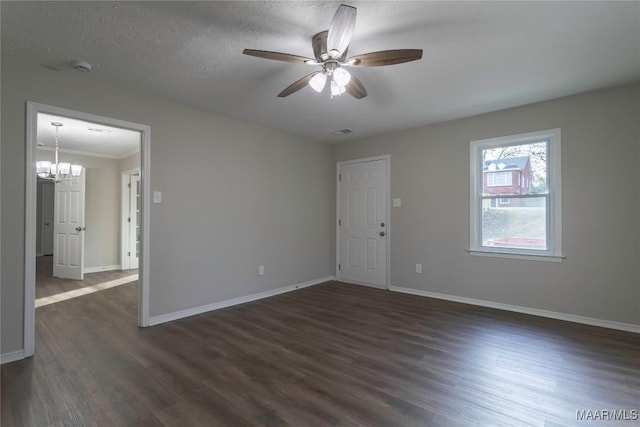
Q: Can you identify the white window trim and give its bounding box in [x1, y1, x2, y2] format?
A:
[469, 129, 563, 262]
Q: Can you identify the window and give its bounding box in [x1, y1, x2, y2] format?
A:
[470, 129, 562, 261]
[487, 171, 512, 187]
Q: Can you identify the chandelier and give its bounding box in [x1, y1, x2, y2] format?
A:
[36, 122, 82, 182]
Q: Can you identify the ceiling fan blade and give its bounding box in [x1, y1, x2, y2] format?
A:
[345, 74, 367, 99]
[327, 4, 357, 56]
[243, 49, 313, 64]
[346, 49, 423, 67]
[312, 31, 328, 61]
[278, 72, 320, 97]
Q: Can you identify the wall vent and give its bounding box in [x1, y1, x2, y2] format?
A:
[330, 128, 353, 136]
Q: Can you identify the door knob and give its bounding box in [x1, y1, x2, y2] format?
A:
[75, 227, 86, 232]
[379, 231, 386, 237]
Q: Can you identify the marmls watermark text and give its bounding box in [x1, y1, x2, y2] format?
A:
[576, 409, 638, 421]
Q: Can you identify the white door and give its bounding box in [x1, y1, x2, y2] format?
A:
[128, 174, 140, 269]
[338, 159, 388, 287]
[42, 181, 54, 255]
[53, 172, 85, 280]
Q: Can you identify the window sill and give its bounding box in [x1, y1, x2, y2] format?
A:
[467, 249, 564, 263]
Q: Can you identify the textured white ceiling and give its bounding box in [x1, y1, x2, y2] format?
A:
[37, 113, 140, 159]
[3, 1, 639, 143]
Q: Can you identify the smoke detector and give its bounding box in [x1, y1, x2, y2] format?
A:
[71, 60, 92, 72]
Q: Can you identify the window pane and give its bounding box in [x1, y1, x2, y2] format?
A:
[482, 141, 547, 196]
[481, 197, 547, 250]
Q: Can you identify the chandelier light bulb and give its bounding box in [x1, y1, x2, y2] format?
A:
[309, 73, 327, 92]
[36, 161, 51, 175]
[59, 163, 71, 175]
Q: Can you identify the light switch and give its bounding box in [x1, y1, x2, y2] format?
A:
[153, 191, 162, 204]
[393, 198, 402, 207]
[416, 264, 422, 274]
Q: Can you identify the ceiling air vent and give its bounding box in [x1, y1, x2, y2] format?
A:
[330, 128, 353, 136]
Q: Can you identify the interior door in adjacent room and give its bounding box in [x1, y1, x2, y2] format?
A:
[338, 158, 388, 287]
[53, 171, 86, 280]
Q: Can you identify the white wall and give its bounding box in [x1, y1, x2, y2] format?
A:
[120, 152, 140, 172]
[1, 55, 334, 356]
[333, 83, 640, 327]
[35, 151, 122, 269]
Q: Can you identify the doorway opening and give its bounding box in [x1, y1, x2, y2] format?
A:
[25, 102, 151, 358]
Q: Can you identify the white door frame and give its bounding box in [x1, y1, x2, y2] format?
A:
[120, 168, 140, 270]
[336, 155, 391, 289]
[25, 102, 151, 358]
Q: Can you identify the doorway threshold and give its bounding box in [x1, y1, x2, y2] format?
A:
[36, 274, 138, 307]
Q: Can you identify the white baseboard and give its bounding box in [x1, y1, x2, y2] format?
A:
[1, 350, 25, 365]
[149, 276, 335, 326]
[84, 264, 121, 274]
[389, 286, 640, 334]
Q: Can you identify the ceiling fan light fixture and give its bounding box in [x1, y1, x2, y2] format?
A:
[333, 67, 351, 86]
[309, 73, 327, 92]
[243, 4, 422, 99]
[330, 80, 346, 96]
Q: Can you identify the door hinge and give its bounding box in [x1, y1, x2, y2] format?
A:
[128, 183, 131, 188]
[128, 251, 131, 256]
[338, 219, 341, 226]
[339, 174, 341, 181]
[338, 264, 341, 271]
[127, 217, 131, 222]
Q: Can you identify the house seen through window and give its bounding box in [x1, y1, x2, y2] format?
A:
[470, 129, 562, 260]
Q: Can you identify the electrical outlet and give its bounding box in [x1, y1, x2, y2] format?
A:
[416, 264, 422, 274]
[258, 265, 264, 276]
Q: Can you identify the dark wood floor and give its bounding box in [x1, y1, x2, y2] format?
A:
[2, 281, 638, 426]
[36, 255, 137, 299]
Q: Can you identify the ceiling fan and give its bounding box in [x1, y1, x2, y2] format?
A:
[243, 4, 423, 99]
